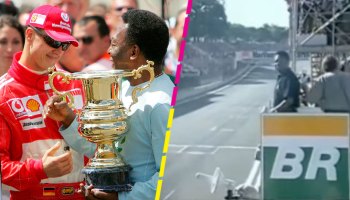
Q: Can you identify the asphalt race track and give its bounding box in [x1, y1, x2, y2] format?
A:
[161, 65, 277, 200]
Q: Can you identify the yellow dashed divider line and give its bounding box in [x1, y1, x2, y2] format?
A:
[163, 131, 171, 153]
[155, 109, 174, 200]
[155, 180, 163, 200]
[167, 108, 175, 129]
[155, 0, 192, 198]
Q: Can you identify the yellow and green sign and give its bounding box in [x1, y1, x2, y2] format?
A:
[262, 114, 349, 200]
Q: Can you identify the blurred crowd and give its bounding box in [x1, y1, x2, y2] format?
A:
[300, 55, 350, 113]
[0, 0, 186, 79]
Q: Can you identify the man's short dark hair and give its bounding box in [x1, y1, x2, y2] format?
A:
[0, 1, 18, 16]
[276, 50, 290, 61]
[77, 15, 110, 37]
[122, 9, 169, 67]
[322, 55, 338, 72]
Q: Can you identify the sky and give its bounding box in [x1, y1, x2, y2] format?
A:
[225, 0, 289, 28]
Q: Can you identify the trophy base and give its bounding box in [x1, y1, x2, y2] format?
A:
[82, 166, 132, 192]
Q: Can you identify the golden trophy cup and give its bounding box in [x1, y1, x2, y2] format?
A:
[48, 61, 154, 192]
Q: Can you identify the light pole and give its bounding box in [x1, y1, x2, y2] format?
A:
[290, 0, 298, 72]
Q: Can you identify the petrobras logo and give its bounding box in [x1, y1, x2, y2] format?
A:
[61, 12, 70, 23]
[20, 117, 46, 130]
[7, 95, 43, 119]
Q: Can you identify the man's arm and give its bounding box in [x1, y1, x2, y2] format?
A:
[118, 104, 170, 200]
[270, 78, 298, 112]
[45, 95, 96, 158]
[0, 114, 46, 191]
[270, 98, 295, 112]
[59, 117, 96, 158]
[270, 99, 286, 112]
[0, 114, 73, 191]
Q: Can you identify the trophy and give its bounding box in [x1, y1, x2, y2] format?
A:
[48, 61, 154, 192]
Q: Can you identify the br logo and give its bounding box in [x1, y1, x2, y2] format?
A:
[270, 146, 339, 181]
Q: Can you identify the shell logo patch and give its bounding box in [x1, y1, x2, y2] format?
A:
[26, 99, 40, 112]
[7, 95, 43, 119]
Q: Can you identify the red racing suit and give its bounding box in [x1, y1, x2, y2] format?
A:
[0, 52, 85, 200]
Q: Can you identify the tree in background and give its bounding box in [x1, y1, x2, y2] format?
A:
[188, 0, 288, 43]
[189, 0, 228, 41]
[226, 23, 288, 43]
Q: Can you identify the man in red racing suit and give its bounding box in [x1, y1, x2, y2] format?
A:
[0, 5, 87, 200]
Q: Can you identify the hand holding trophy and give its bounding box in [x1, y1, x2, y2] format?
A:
[48, 61, 154, 192]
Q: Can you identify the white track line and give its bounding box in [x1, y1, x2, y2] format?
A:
[220, 128, 235, 133]
[210, 126, 218, 132]
[176, 145, 189, 154]
[169, 144, 258, 155]
[163, 189, 176, 200]
[177, 65, 259, 106]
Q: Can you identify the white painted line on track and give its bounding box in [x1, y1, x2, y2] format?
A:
[220, 128, 235, 133]
[169, 144, 186, 147]
[187, 151, 208, 155]
[195, 81, 221, 90]
[208, 65, 259, 95]
[176, 145, 189, 154]
[169, 144, 258, 155]
[163, 189, 176, 200]
[208, 84, 230, 94]
[177, 65, 259, 106]
[216, 145, 257, 150]
[210, 126, 218, 132]
[197, 145, 215, 148]
[210, 146, 258, 155]
[169, 144, 257, 149]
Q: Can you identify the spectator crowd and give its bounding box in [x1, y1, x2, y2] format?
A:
[0, 0, 185, 77]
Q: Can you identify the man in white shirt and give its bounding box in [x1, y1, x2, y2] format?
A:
[45, 9, 174, 200]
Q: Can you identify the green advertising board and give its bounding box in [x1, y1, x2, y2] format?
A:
[262, 114, 349, 200]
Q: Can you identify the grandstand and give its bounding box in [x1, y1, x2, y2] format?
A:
[286, 0, 350, 78]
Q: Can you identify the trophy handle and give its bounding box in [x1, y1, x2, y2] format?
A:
[124, 60, 155, 110]
[48, 66, 75, 107]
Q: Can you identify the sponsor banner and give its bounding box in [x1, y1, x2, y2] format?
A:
[236, 51, 253, 61]
[71, 88, 83, 109]
[262, 115, 348, 136]
[61, 187, 74, 195]
[261, 114, 349, 200]
[20, 117, 46, 130]
[30, 13, 46, 25]
[7, 95, 43, 119]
